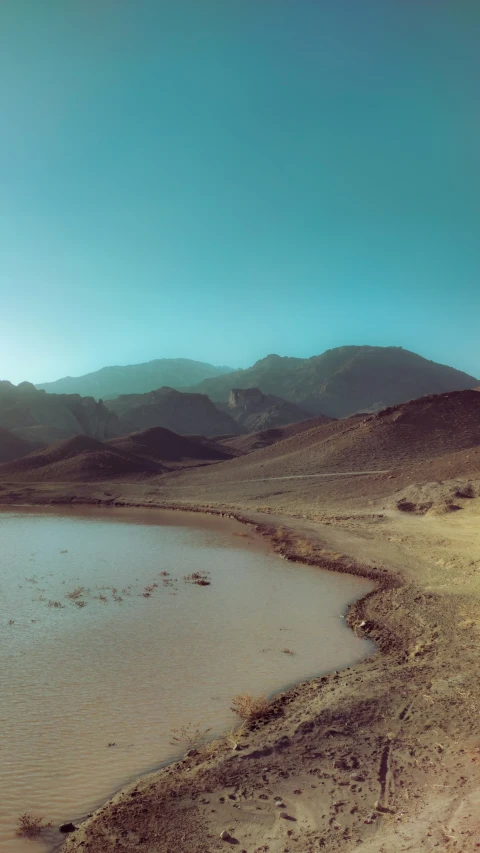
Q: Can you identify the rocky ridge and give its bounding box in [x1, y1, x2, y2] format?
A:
[189, 346, 478, 417]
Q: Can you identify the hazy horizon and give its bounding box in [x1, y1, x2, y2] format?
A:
[4, 342, 478, 389]
[1, 1, 479, 385]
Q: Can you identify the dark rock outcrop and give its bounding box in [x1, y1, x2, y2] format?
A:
[227, 387, 313, 431]
[59, 823, 77, 834]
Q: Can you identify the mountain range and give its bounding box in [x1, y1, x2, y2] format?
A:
[34, 347, 477, 418]
[0, 347, 477, 462]
[1, 389, 479, 488]
[187, 346, 477, 417]
[36, 358, 233, 399]
[0, 380, 119, 448]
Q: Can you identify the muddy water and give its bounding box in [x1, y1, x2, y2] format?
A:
[0, 507, 373, 852]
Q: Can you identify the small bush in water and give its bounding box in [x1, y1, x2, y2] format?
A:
[16, 813, 51, 839]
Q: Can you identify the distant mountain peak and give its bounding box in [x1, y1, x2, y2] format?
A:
[187, 345, 478, 418]
[36, 359, 234, 401]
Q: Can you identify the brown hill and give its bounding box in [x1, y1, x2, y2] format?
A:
[110, 426, 233, 465]
[0, 435, 161, 482]
[0, 380, 120, 444]
[140, 390, 480, 519]
[162, 390, 480, 487]
[220, 414, 334, 454]
[189, 346, 477, 417]
[0, 426, 33, 463]
[108, 386, 240, 436]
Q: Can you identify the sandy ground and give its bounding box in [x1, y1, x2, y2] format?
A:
[2, 473, 480, 852]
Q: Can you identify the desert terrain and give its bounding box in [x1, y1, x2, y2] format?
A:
[1, 389, 480, 852]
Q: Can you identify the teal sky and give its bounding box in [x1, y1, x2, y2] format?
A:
[1, 1, 479, 384]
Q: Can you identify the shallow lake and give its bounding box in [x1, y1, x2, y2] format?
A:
[0, 506, 373, 852]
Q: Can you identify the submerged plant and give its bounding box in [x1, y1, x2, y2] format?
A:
[65, 586, 85, 601]
[184, 571, 211, 586]
[16, 813, 52, 839]
[170, 723, 212, 749]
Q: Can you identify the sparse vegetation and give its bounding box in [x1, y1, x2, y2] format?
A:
[224, 724, 246, 750]
[270, 526, 345, 566]
[230, 693, 270, 721]
[65, 586, 85, 600]
[184, 571, 211, 586]
[16, 813, 51, 839]
[170, 723, 212, 749]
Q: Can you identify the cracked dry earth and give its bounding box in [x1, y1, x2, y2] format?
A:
[59, 493, 480, 853]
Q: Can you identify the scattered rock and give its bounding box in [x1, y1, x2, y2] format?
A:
[220, 829, 230, 840]
[374, 800, 395, 813]
[59, 823, 77, 833]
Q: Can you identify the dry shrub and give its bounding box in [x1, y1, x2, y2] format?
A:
[16, 813, 51, 838]
[230, 693, 270, 721]
[271, 526, 291, 547]
[170, 723, 212, 748]
[291, 537, 318, 559]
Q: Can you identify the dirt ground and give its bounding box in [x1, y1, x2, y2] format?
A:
[2, 472, 480, 853]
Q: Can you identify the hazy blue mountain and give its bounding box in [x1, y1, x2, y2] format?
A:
[36, 359, 234, 400]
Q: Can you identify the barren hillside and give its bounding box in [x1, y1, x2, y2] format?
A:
[189, 346, 477, 416]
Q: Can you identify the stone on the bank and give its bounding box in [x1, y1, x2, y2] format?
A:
[59, 822, 77, 833]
